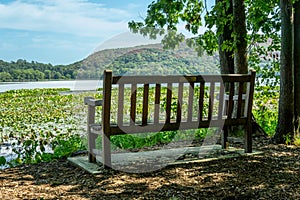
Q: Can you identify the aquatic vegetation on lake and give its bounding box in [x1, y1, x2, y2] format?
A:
[0, 88, 88, 166]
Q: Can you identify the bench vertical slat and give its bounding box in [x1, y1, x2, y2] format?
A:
[218, 83, 225, 120]
[227, 82, 235, 119]
[237, 82, 244, 118]
[102, 70, 112, 168]
[142, 84, 149, 125]
[118, 84, 124, 126]
[198, 82, 205, 122]
[208, 82, 215, 120]
[154, 84, 161, 124]
[130, 84, 137, 125]
[166, 83, 172, 123]
[177, 82, 183, 123]
[187, 82, 194, 122]
[244, 82, 250, 117]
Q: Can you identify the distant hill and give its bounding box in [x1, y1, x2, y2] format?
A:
[0, 42, 219, 82]
[70, 42, 219, 79]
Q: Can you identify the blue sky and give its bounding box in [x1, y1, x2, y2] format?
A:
[0, 0, 214, 65]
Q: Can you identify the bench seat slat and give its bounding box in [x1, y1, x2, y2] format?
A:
[108, 118, 248, 135]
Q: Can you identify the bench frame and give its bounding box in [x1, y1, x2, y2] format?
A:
[84, 69, 256, 168]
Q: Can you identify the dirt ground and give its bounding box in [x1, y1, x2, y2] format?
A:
[0, 139, 300, 200]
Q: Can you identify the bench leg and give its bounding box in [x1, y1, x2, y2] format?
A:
[102, 132, 111, 168]
[222, 126, 228, 149]
[87, 103, 97, 163]
[245, 123, 252, 153]
[88, 132, 97, 163]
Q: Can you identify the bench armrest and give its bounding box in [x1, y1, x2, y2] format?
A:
[84, 97, 102, 107]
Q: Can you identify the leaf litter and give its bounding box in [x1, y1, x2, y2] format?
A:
[0, 138, 299, 200]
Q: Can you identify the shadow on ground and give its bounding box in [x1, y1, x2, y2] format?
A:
[0, 144, 299, 200]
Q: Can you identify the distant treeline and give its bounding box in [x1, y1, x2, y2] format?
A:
[0, 59, 80, 82]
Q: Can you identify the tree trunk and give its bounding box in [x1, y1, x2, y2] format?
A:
[294, 2, 300, 134]
[232, 0, 248, 74]
[273, 0, 294, 143]
[216, 0, 234, 74]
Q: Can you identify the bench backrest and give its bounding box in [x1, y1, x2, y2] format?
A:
[102, 70, 256, 136]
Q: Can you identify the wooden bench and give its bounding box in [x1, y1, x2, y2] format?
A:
[84, 69, 256, 168]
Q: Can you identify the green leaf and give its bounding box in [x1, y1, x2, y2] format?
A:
[0, 156, 6, 166]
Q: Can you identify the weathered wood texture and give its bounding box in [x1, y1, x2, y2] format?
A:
[85, 70, 256, 168]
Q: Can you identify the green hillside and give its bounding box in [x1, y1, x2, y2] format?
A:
[0, 43, 219, 82]
[73, 43, 219, 79]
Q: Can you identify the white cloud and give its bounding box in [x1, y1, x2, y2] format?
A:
[0, 0, 134, 37]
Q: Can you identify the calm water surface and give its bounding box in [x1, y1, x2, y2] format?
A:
[0, 80, 102, 93]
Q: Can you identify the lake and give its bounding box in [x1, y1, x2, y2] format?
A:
[0, 80, 102, 93]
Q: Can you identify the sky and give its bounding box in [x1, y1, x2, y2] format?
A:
[0, 0, 214, 65]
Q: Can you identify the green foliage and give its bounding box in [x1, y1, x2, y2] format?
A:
[129, 0, 221, 55]
[108, 129, 210, 150]
[294, 134, 300, 146]
[246, 0, 280, 35]
[284, 134, 293, 145]
[111, 131, 178, 149]
[129, 0, 281, 56]
[252, 86, 279, 136]
[0, 72, 13, 81]
[10, 127, 84, 165]
[0, 156, 6, 166]
[52, 133, 84, 159]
